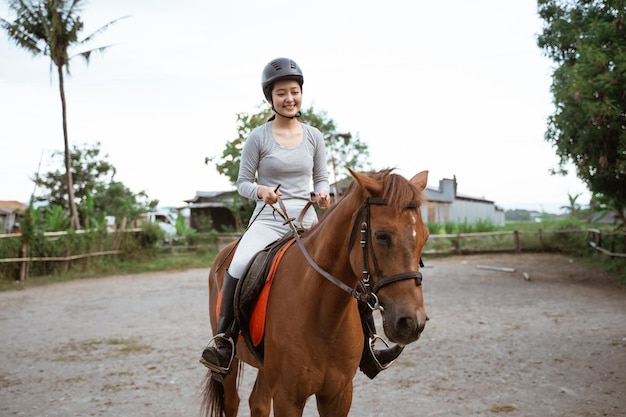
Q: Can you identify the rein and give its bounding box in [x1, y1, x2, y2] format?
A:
[274, 195, 423, 311]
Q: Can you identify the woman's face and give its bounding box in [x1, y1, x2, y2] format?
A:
[270, 79, 302, 118]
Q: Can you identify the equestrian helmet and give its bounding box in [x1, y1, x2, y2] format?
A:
[261, 57, 304, 101]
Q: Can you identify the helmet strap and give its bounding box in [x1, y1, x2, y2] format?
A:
[272, 105, 301, 120]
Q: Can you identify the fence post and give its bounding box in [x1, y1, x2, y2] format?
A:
[19, 240, 29, 281]
[64, 234, 71, 273]
[114, 217, 128, 251]
[455, 233, 461, 254]
[514, 230, 521, 253]
[610, 233, 616, 253]
[538, 229, 544, 251]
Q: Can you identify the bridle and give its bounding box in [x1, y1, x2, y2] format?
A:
[274, 196, 423, 312]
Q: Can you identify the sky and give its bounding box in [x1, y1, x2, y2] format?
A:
[0, 0, 592, 213]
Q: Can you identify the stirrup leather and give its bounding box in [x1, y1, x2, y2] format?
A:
[368, 334, 394, 370]
[200, 332, 236, 374]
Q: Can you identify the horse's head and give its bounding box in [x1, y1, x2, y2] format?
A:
[346, 168, 430, 346]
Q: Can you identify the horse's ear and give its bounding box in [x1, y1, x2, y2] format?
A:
[410, 170, 429, 191]
[348, 168, 383, 196]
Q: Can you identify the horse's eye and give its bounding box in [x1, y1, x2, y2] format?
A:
[374, 232, 391, 246]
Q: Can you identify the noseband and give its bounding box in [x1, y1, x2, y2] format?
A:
[276, 196, 423, 311]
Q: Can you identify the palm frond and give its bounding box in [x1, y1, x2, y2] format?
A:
[80, 15, 130, 45]
[71, 45, 112, 64]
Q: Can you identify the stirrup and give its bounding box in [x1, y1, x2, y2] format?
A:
[199, 332, 236, 374]
[368, 335, 395, 370]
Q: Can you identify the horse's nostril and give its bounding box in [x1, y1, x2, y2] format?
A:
[399, 317, 419, 334]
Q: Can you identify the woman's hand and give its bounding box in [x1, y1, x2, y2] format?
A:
[258, 185, 282, 205]
[315, 191, 330, 209]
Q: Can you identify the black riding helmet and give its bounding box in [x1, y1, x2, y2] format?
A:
[261, 57, 304, 102]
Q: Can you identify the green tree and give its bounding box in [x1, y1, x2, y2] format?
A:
[560, 192, 582, 217]
[42, 204, 69, 231]
[504, 209, 532, 222]
[35, 142, 114, 207]
[537, 0, 626, 226]
[206, 104, 371, 189]
[1, 0, 127, 230]
[300, 106, 371, 193]
[33, 142, 158, 228]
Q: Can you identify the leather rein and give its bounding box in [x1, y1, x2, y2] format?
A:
[274, 196, 423, 312]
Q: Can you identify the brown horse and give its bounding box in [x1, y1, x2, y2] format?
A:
[201, 168, 430, 417]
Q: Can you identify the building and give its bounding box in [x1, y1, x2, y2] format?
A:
[184, 174, 505, 232]
[183, 191, 241, 232]
[0, 200, 27, 234]
[423, 176, 505, 226]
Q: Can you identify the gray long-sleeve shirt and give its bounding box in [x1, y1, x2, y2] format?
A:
[236, 122, 330, 201]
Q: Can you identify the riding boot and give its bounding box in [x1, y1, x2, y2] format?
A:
[358, 301, 405, 379]
[200, 270, 239, 381]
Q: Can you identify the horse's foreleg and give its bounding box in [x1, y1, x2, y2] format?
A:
[273, 398, 306, 417]
[271, 390, 307, 417]
[249, 370, 272, 417]
[315, 382, 353, 417]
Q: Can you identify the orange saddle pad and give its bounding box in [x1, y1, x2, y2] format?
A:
[216, 238, 296, 347]
[249, 238, 295, 346]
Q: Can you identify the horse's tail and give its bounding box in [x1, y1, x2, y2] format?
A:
[200, 240, 241, 416]
[199, 362, 244, 417]
[199, 370, 225, 417]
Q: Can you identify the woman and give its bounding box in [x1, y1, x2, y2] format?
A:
[199, 57, 329, 380]
[200, 57, 401, 381]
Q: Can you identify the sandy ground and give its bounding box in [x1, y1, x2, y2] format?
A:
[0, 253, 625, 417]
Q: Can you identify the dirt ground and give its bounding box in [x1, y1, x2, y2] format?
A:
[0, 253, 624, 417]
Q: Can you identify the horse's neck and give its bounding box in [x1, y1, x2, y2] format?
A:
[304, 200, 358, 286]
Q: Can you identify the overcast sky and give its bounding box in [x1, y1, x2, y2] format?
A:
[1, 0, 592, 213]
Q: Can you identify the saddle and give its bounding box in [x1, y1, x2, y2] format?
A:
[233, 229, 302, 364]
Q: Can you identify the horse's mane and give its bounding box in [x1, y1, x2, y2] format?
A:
[306, 168, 425, 233]
[342, 168, 426, 212]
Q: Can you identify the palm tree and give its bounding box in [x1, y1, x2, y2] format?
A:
[1, 0, 127, 229]
[560, 192, 582, 217]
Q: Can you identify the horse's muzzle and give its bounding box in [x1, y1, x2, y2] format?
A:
[383, 309, 427, 345]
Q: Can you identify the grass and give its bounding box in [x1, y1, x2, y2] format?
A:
[1, 377, 22, 388]
[64, 376, 86, 383]
[101, 381, 133, 392]
[53, 355, 80, 362]
[491, 405, 516, 413]
[52, 338, 155, 362]
[0, 249, 218, 292]
[105, 338, 153, 354]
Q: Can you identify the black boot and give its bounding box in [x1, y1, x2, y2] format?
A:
[200, 270, 239, 381]
[358, 301, 404, 379]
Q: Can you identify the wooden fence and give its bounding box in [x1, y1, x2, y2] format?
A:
[0, 228, 140, 281]
[0, 229, 237, 281]
[1, 228, 623, 281]
[422, 228, 588, 255]
[586, 229, 626, 258]
[419, 228, 624, 258]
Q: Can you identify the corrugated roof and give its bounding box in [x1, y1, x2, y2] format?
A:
[0, 201, 27, 211]
[184, 191, 235, 203]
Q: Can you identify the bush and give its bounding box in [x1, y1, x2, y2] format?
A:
[139, 222, 165, 248]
